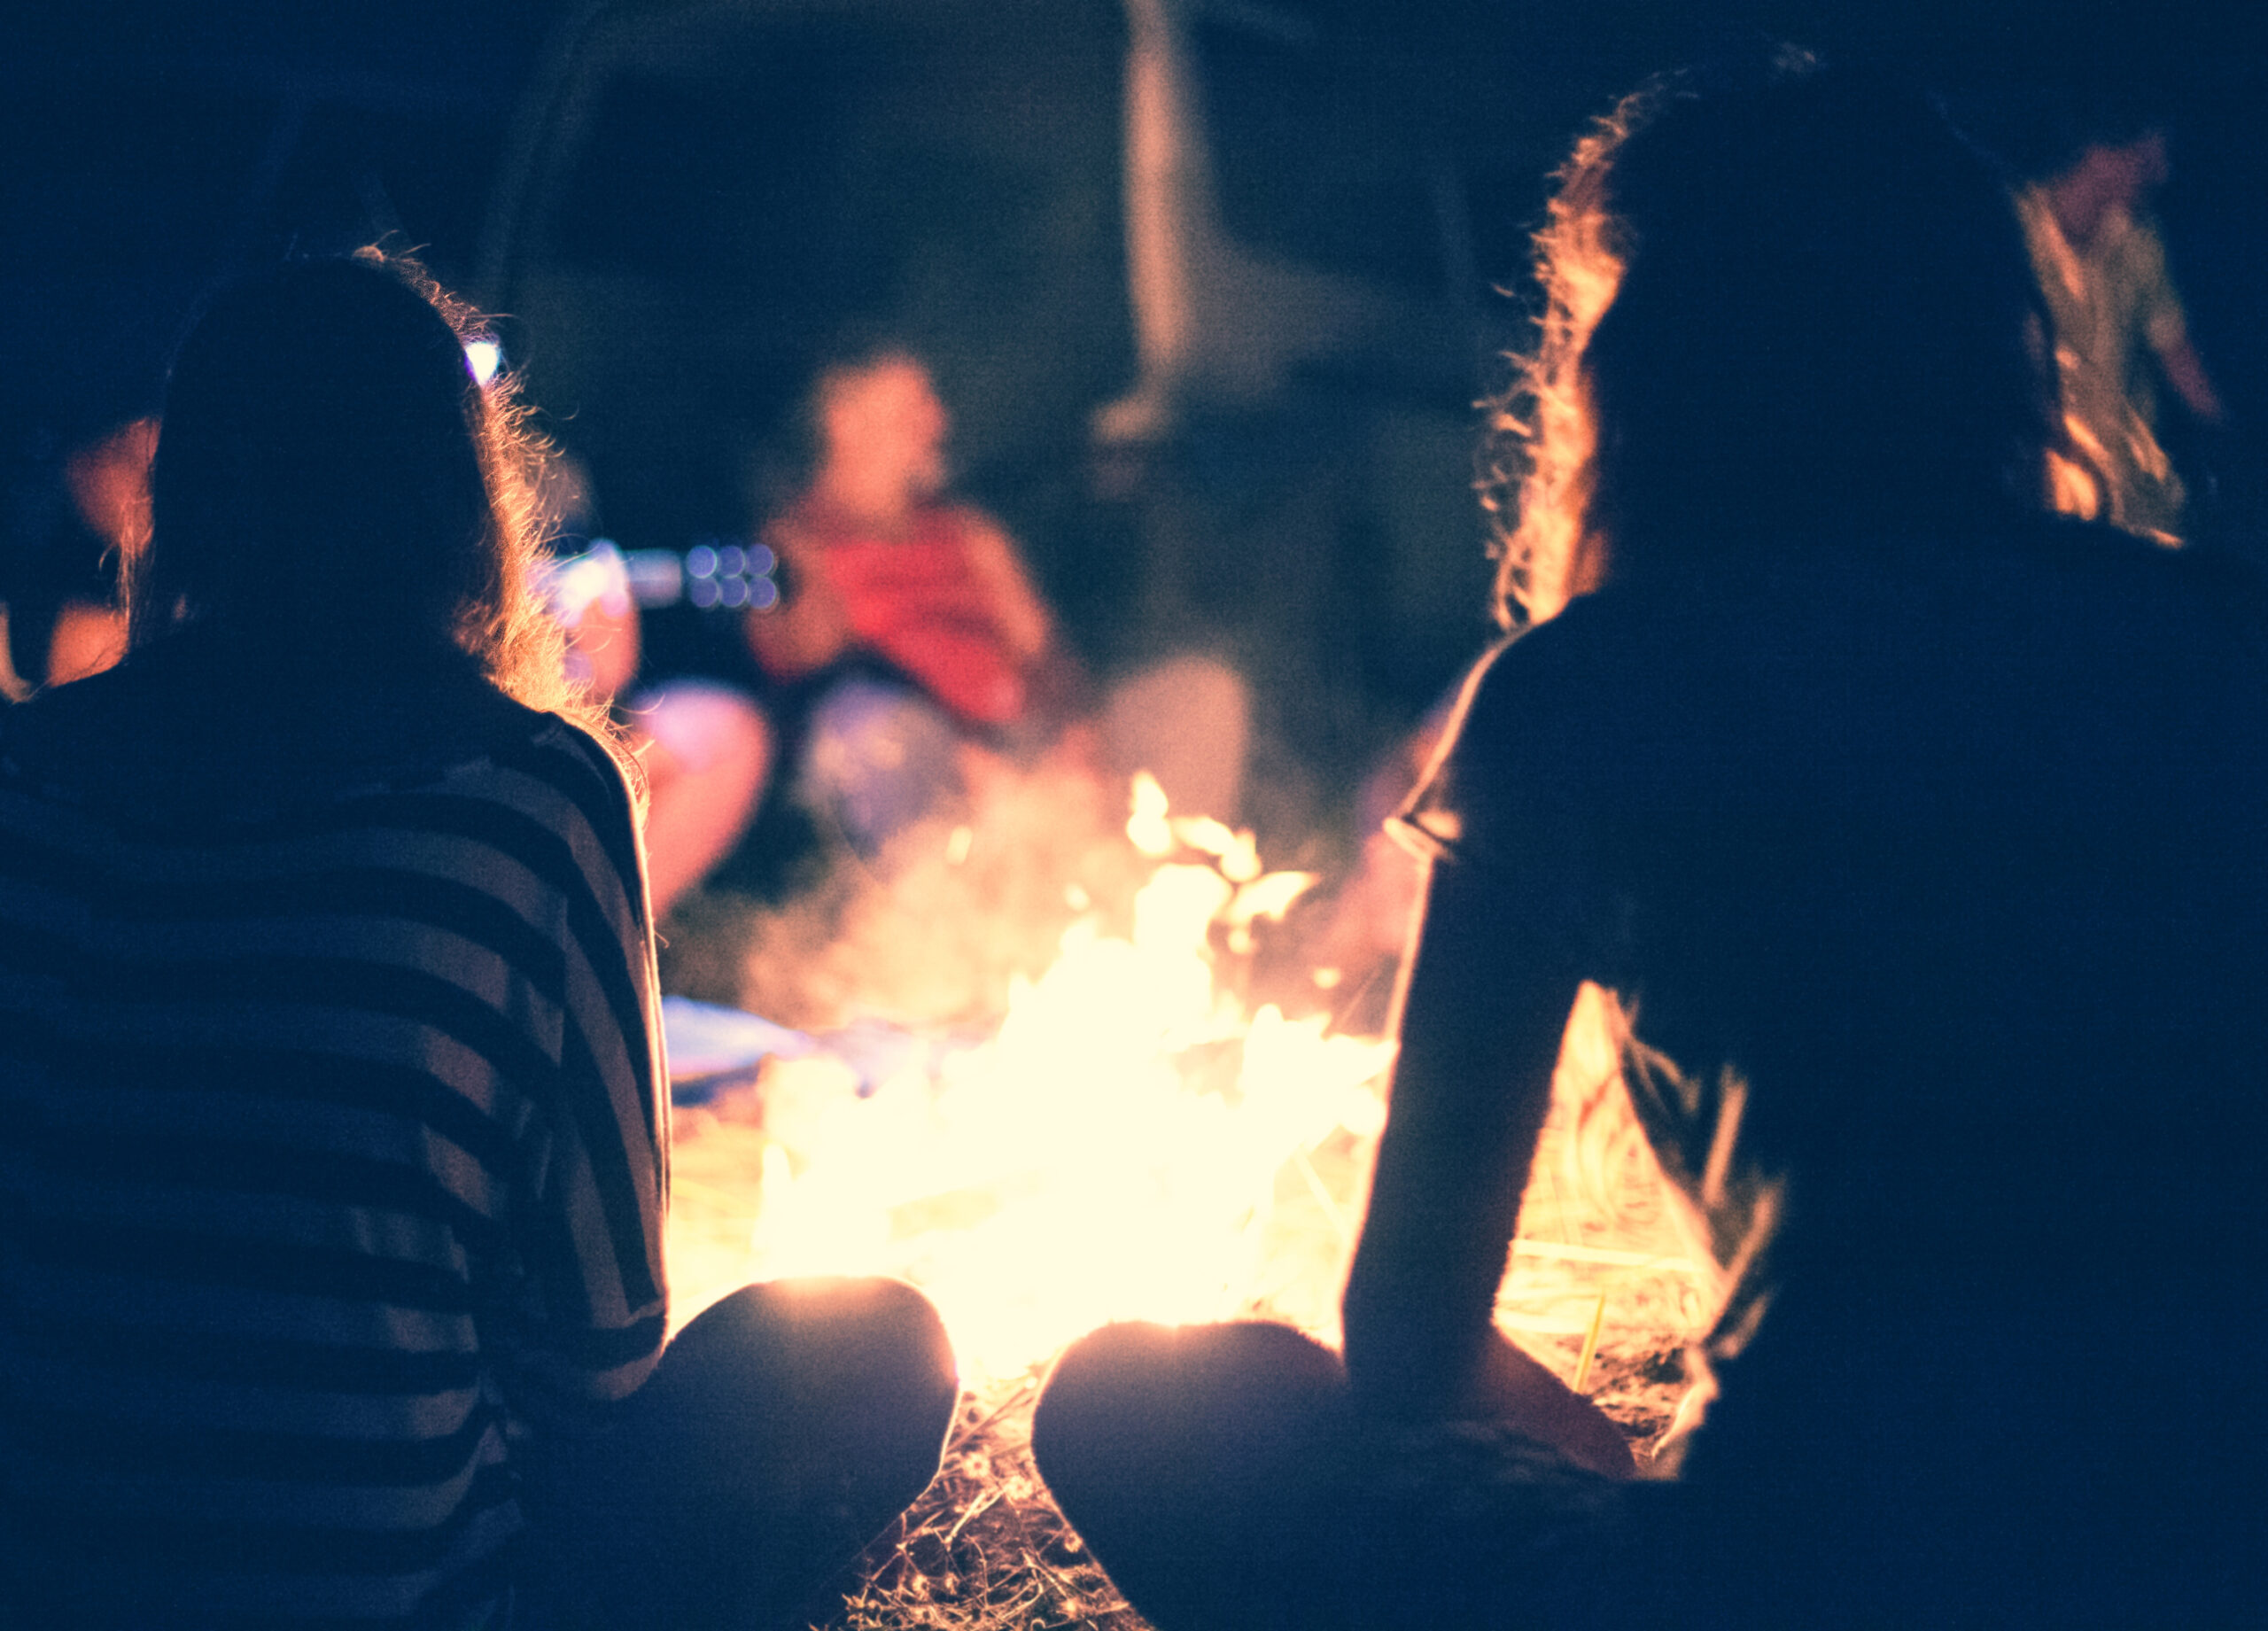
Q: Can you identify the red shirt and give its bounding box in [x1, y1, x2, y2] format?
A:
[794, 503, 1031, 725]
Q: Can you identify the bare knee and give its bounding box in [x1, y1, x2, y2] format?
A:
[1034, 1322, 1172, 1467]
[1034, 1320, 1342, 1498]
[673, 1276, 955, 1407]
[633, 680, 773, 790]
[626, 681, 772, 913]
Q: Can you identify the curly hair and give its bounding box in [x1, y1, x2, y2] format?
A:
[1485, 54, 2057, 628]
[130, 250, 591, 726]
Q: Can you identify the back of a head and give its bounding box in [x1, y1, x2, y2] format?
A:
[2020, 85, 2166, 186]
[1499, 56, 2054, 621]
[137, 255, 513, 679]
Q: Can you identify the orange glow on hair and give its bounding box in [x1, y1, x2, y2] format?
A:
[1484, 97, 1645, 628]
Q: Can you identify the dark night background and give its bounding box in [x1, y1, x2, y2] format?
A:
[6, 0, 2264, 832]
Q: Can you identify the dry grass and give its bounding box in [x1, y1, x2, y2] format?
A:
[800, 1350, 1689, 1631]
[818, 1370, 1147, 1631]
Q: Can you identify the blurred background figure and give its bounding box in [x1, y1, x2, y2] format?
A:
[2016, 110, 2225, 537]
[537, 454, 773, 920]
[750, 347, 1066, 855]
[47, 419, 148, 683]
[4, 397, 771, 925]
[750, 346, 1247, 856]
[0, 416, 150, 698]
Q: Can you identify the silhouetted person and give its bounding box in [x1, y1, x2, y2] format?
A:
[0, 253, 954, 1629]
[1034, 58, 2268, 1629]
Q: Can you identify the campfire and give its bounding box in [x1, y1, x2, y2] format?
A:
[664, 762, 1720, 1628]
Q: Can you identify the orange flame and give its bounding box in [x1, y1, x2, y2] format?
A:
[669, 770, 1719, 1417]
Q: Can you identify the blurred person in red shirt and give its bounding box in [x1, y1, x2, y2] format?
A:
[751, 348, 1246, 855]
[752, 350, 1059, 732]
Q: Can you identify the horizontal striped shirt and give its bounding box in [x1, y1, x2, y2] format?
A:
[1, 640, 668, 1627]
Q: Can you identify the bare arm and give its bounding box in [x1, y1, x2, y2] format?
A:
[2156, 332, 2225, 425]
[564, 592, 641, 703]
[2134, 224, 2223, 426]
[953, 508, 1054, 664]
[1341, 855, 1634, 1477]
[744, 521, 854, 680]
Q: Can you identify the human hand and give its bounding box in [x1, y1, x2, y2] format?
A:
[1463, 1329, 1636, 1480]
[746, 533, 853, 678]
[539, 544, 640, 702]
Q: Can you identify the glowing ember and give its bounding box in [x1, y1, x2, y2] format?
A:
[668, 770, 1719, 1425]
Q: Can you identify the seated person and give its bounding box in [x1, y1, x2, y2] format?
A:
[535, 459, 773, 921]
[0, 252, 956, 1630]
[2015, 108, 2223, 539]
[1031, 58, 2268, 1629]
[750, 347, 1248, 852]
[0, 416, 151, 698]
[19, 386, 775, 922]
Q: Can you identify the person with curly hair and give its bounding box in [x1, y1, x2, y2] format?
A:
[1034, 57, 2268, 1628]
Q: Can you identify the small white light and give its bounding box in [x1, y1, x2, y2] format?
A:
[689, 577, 722, 610]
[463, 338, 502, 387]
[720, 577, 750, 609]
[686, 543, 718, 579]
[718, 544, 745, 578]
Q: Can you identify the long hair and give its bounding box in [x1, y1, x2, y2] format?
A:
[130, 251, 581, 718]
[1486, 55, 2057, 626]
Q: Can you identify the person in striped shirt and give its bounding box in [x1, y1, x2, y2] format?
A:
[0, 253, 956, 1628]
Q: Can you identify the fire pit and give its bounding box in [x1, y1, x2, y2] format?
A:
[663, 768, 1714, 1628]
